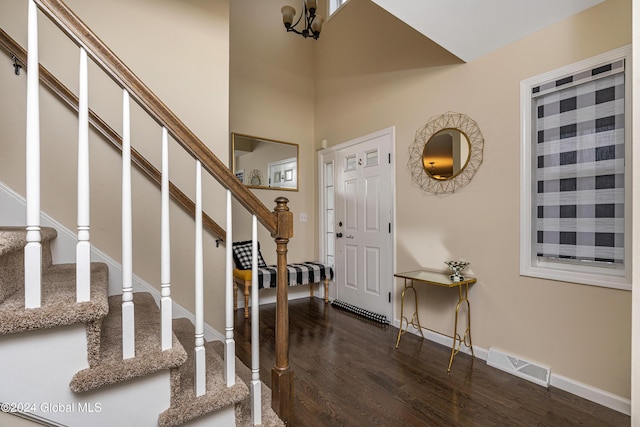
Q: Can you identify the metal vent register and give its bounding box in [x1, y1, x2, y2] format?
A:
[487, 348, 551, 387]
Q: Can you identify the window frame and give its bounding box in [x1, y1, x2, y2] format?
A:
[519, 45, 632, 291]
[328, 0, 349, 17]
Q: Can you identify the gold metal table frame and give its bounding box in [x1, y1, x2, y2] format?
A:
[394, 269, 476, 373]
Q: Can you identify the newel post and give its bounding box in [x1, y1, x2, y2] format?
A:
[271, 197, 294, 425]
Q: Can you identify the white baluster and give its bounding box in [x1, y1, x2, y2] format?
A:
[251, 216, 262, 425]
[76, 47, 91, 302]
[161, 127, 172, 351]
[224, 189, 236, 387]
[122, 90, 135, 359]
[194, 161, 206, 396]
[24, 0, 42, 309]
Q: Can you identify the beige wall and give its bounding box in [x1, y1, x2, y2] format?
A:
[315, 0, 631, 398]
[0, 0, 231, 330]
[229, 0, 316, 265]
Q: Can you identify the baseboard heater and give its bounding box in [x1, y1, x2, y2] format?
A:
[487, 348, 551, 387]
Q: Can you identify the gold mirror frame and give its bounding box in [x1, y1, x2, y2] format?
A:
[408, 112, 484, 194]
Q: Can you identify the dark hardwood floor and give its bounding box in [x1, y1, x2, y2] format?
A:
[234, 297, 630, 426]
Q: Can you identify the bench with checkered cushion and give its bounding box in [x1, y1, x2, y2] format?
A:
[233, 263, 334, 319]
[232, 242, 334, 318]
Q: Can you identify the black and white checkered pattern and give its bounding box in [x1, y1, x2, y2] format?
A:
[257, 262, 333, 289]
[232, 240, 267, 270]
[533, 60, 625, 264]
[331, 299, 389, 324]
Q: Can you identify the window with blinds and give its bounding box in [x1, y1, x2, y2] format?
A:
[534, 61, 625, 264]
[520, 46, 631, 290]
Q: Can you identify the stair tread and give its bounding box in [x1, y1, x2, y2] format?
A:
[158, 318, 250, 427]
[0, 227, 58, 303]
[211, 342, 285, 427]
[70, 292, 187, 393]
[0, 226, 57, 257]
[0, 262, 109, 335]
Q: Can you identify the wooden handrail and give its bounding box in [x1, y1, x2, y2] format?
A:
[34, 0, 278, 235]
[0, 28, 226, 243]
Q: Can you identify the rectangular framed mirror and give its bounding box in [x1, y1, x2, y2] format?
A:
[231, 133, 299, 191]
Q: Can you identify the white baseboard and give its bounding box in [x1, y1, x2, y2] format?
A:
[392, 319, 489, 361]
[392, 319, 630, 416]
[550, 374, 631, 416]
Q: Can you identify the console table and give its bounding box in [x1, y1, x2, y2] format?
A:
[394, 269, 476, 372]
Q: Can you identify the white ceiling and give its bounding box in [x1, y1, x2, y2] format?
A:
[369, 0, 605, 62]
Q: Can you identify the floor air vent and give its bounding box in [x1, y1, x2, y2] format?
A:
[487, 348, 550, 387]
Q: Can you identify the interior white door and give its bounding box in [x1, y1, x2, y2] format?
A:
[335, 131, 393, 318]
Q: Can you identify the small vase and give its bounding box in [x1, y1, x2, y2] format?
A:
[444, 261, 469, 282]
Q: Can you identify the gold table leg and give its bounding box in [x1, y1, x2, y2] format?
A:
[447, 282, 473, 372]
[395, 279, 424, 348]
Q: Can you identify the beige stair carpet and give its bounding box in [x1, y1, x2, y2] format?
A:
[211, 342, 285, 427]
[70, 292, 187, 392]
[0, 227, 109, 336]
[158, 317, 250, 427]
[0, 226, 56, 304]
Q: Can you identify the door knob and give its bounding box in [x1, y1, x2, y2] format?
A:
[336, 233, 343, 238]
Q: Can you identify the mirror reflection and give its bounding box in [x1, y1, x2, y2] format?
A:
[422, 129, 470, 180]
[231, 133, 299, 191]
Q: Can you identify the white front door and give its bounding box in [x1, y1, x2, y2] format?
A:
[334, 130, 393, 318]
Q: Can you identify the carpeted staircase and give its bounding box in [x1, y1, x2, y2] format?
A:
[0, 226, 284, 426]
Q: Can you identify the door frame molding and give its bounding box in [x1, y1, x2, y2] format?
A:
[317, 127, 397, 319]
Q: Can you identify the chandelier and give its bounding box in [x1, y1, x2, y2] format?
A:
[281, 0, 324, 40]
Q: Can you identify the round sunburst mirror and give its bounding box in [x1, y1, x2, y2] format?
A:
[408, 112, 484, 194]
